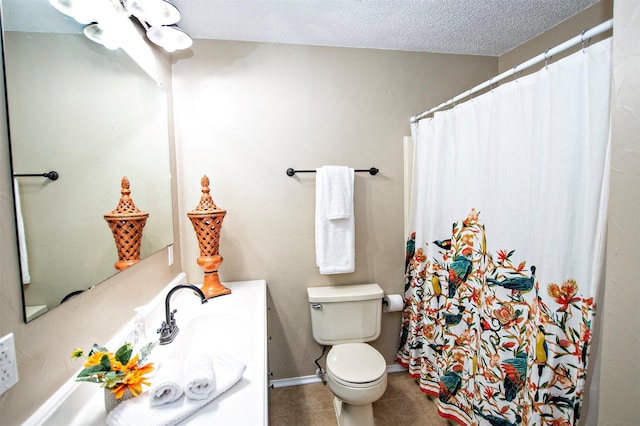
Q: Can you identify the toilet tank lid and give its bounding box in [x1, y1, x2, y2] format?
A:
[307, 283, 383, 303]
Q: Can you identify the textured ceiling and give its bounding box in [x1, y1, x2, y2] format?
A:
[169, 0, 599, 56]
[3, 0, 599, 56]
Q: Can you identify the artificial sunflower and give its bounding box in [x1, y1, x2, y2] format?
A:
[71, 342, 155, 399]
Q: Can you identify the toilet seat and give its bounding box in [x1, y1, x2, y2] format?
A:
[327, 343, 386, 387]
[329, 369, 386, 389]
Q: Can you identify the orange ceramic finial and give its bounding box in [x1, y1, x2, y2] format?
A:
[193, 175, 219, 211]
[187, 175, 231, 299]
[104, 177, 149, 270]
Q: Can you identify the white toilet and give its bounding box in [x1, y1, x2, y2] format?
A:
[307, 283, 387, 426]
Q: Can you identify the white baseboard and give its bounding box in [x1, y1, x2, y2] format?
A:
[386, 363, 408, 374]
[270, 363, 408, 389]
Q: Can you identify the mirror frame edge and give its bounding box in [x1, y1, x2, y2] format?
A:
[0, 5, 28, 323]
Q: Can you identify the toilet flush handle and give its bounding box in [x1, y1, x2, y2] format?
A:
[311, 303, 323, 309]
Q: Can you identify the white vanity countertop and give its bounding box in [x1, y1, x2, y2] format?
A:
[36, 279, 267, 426]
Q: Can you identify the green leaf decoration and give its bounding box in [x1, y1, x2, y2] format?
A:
[104, 370, 118, 380]
[75, 376, 103, 384]
[138, 341, 157, 363]
[115, 342, 133, 365]
[102, 370, 124, 388]
[100, 354, 112, 371]
[77, 364, 108, 378]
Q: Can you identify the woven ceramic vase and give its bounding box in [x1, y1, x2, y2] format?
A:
[187, 175, 231, 299]
[104, 177, 149, 270]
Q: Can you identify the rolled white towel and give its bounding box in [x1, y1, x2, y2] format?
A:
[184, 353, 215, 400]
[148, 359, 184, 406]
[107, 352, 246, 426]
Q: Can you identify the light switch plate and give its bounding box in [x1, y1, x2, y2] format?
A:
[0, 333, 19, 395]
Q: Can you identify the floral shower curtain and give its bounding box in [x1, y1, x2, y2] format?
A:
[397, 39, 612, 426]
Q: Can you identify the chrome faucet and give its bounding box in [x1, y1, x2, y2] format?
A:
[157, 284, 208, 345]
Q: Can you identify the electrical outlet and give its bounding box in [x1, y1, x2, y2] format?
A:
[0, 333, 19, 395]
[168, 245, 174, 266]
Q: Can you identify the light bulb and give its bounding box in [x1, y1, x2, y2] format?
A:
[146, 25, 193, 52]
[128, 0, 181, 26]
[84, 23, 121, 50]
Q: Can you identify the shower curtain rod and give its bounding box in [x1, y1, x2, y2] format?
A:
[410, 19, 613, 123]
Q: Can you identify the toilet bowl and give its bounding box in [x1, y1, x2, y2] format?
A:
[307, 284, 387, 426]
[327, 343, 387, 403]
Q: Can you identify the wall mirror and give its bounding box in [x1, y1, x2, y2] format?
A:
[1, 0, 174, 322]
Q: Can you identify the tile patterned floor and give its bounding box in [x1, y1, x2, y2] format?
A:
[269, 371, 451, 425]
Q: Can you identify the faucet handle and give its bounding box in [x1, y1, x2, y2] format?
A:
[157, 321, 168, 335]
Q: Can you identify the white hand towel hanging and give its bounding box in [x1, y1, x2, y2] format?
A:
[322, 165, 353, 219]
[13, 178, 30, 284]
[315, 166, 355, 274]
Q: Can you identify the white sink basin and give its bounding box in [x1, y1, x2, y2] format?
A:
[166, 312, 254, 361]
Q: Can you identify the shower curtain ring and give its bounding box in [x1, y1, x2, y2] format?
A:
[581, 28, 590, 52]
[544, 48, 551, 69]
[513, 65, 520, 82]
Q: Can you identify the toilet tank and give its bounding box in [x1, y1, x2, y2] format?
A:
[307, 283, 384, 345]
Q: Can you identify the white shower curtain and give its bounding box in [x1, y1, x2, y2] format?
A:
[398, 39, 611, 426]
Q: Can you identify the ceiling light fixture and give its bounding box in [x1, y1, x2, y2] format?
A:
[146, 24, 193, 52]
[127, 0, 181, 26]
[122, 0, 193, 52]
[49, 0, 193, 52]
[83, 23, 122, 50]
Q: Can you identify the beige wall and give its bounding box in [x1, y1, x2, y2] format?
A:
[0, 22, 181, 426]
[171, 41, 497, 380]
[599, 0, 640, 424]
[499, 1, 613, 73]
